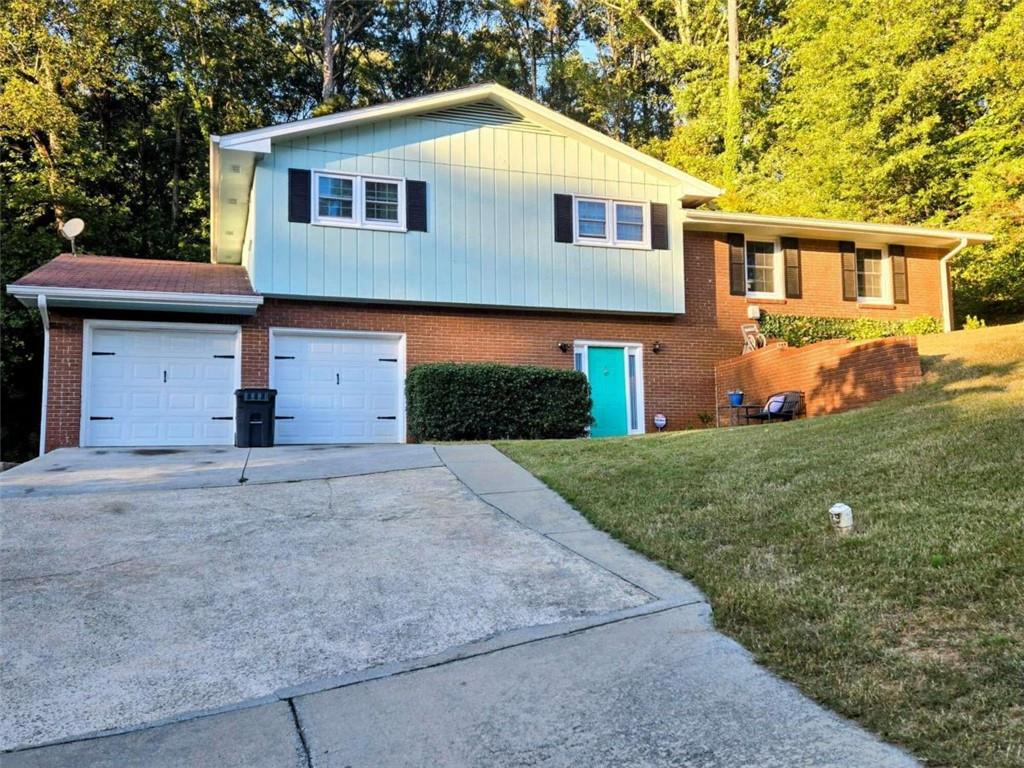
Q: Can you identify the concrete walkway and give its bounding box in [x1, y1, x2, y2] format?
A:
[2, 444, 918, 767]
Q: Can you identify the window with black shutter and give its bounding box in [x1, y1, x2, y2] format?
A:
[890, 244, 908, 303]
[406, 180, 427, 232]
[287, 169, 311, 224]
[782, 236, 802, 298]
[840, 241, 858, 301]
[728, 233, 746, 296]
[553, 194, 574, 243]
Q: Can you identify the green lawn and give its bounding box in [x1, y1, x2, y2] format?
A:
[499, 323, 1024, 768]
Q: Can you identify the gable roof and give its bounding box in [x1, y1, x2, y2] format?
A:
[214, 84, 722, 198]
[210, 84, 723, 264]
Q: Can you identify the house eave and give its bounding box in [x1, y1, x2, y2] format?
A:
[6, 285, 263, 316]
[681, 210, 992, 248]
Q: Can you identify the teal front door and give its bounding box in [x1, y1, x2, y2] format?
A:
[587, 346, 628, 437]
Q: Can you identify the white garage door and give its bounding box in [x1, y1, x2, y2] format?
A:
[84, 325, 239, 447]
[271, 331, 403, 444]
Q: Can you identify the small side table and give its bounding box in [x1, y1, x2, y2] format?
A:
[727, 403, 762, 426]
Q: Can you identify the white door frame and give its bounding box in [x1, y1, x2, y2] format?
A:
[80, 319, 242, 447]
[572, 339, 646, 436]
[268, 327, 408, 444]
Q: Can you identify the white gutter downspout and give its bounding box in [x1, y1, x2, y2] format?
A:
[36, 294, 50, 456]
[940, 237, 969, 333]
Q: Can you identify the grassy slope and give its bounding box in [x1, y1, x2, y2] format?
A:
[500, 323, 1024, 768]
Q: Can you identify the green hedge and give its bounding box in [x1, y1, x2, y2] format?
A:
[759, 313, 942, 347]
[406, 363, 592, 441]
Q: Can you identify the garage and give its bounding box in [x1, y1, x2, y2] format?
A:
[83, 322, 241, 447]
[271, 329, 405, 444]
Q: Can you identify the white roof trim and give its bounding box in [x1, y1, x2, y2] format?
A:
[214, 83, 722, 199]
[681, 209, 992, 247]
[7, 285, 263, 315]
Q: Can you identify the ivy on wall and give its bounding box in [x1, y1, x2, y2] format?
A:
[759, 314, 942, 347]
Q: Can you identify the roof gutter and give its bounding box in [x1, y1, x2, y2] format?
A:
[36, 294, 50, 456]
[7, 285, 263, 315]
[680, 209, 992, 246]
[940, 237, 969, 333]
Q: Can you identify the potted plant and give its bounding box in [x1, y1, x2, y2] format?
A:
[728, 389, 744, 407]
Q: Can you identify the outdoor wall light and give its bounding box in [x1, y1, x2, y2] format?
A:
[557, 342, 570, 353]
[652, 341, 663, 354]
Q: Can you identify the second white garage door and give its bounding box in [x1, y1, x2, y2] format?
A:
[271, 330, 404, 444]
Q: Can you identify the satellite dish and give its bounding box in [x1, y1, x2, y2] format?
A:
[60, 218, 85, 239]
[59, 218, 85, 255]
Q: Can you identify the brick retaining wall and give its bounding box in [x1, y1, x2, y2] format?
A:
[714, 336, 923, 423]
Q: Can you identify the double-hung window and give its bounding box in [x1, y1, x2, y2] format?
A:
[317, 175, 354, 220]
[856, 247, 885, 301]
[313, 171, 405, 231]
[573, 197, 650, 248]
[745, 240, 777, 296]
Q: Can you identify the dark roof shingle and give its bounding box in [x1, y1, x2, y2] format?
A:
[12, 254, 257, 296]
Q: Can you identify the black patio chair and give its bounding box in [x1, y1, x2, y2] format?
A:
[746, 391, 804, 424]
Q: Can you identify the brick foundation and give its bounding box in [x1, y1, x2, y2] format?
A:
[713, 336, 924, 422]
[39, 232, 945, 450]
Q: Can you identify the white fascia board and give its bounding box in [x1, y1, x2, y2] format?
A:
[214, 84, 723, 200]
[216, 85, 496, 150]
[681, 210, 992, 247]
[6, 285, 263, 315]
[489, 89, 723, 199]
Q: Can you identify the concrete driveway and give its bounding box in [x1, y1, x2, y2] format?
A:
[0, 444, 918, 767]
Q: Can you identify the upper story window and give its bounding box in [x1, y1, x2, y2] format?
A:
[318, 176, 353, 220]
[745, 240, 777, 295]
[364, 180, 400, 224]
[573, 197, 650, 248]
[313, 171, 405, 231]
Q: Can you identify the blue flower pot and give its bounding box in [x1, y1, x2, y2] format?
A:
[728, 392, 744, 407]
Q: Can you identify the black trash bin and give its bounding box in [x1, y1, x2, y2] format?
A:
[235, 388, 277, 447]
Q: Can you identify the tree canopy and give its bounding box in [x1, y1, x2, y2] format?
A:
[2, 0, 1021, 459]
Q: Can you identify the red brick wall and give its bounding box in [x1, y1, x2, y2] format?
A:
[44, 314, 85, 452]
[39, 231, 945, 450]
[711, 238, 945, 321]
[713, 336, 923, 422]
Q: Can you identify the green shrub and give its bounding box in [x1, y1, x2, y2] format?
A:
[406, 363, 592, 441]
[964, 314, 987, 330]
[759, 313, 942, 347]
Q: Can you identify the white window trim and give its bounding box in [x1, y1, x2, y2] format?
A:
[312, 170, 407, 232]
[572, 196, 651, 249]
[268, 327, 408, 444]
[855, 243, 893, 305]
[573, 340, 646, 436]
[744, 237, 784, 299]
[79, 319, 242, 448]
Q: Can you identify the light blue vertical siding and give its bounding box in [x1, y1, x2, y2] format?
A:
[252, 113, 684, 313]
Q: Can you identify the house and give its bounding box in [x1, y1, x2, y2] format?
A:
[7, 84, 992, 452]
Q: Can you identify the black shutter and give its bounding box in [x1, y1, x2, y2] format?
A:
[840, 240, 858, 301]
[650, 203, 669, 250]
[554, 194, 573, 243]
[287, 169, 311, 224]
[406, 180, 427, 232]
[728, 233, 746, 296]
[782, 236, 802, 298]
[890, 244, 908, 303]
